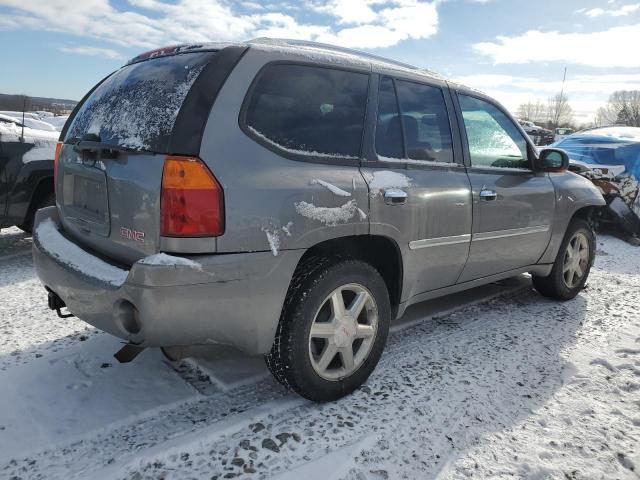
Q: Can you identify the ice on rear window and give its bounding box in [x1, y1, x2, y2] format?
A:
[65, 52, 212, 152]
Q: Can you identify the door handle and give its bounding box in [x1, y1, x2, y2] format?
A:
[479, 189, 497, 201]
[384, 189, 407, 205]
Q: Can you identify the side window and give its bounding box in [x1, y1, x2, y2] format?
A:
[395, 80, 454, 163]
[458, 94, 529, 169]
[244, 64, 369, 158]
[375, 77, 403, 159]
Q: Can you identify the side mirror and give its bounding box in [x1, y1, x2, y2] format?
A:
[538, 148, 569, 172]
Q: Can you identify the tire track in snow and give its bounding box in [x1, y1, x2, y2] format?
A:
[1, 235, 639, 479]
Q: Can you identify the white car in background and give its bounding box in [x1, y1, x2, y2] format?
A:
[0, 113, 60, 140]
[517, 119, 554, 145]
[554, 127, 574, 142]
[0, 111, 67, 133]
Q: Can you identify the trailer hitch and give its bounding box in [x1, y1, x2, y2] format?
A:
[47, 290, 75, 319]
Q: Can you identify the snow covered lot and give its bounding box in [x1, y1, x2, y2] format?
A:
[1, 227, 639, 480]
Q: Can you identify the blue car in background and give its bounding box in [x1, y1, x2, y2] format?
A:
[553, 126, 640, 240]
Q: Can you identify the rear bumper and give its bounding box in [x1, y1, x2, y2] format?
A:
[32, 207, 304, 354]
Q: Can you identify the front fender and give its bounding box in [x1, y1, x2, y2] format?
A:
[538, 171, 605, 264]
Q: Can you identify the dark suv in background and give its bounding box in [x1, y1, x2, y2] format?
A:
[0, 117, 57, 232]
[32, 40, 604, 401]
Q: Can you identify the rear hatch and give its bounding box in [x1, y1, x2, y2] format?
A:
[57, 48, 239, 265]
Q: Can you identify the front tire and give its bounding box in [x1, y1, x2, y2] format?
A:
[266, 257, 390, 402]
[532, 218, 595, 300]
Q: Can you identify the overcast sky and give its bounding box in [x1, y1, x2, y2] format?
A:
[1, 0, 639, 123]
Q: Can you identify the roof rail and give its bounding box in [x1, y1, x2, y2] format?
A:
[248, 37, 425, 72]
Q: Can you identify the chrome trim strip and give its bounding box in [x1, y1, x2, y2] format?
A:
[472, 225, 550, 242]
[409, 233, 471, 250]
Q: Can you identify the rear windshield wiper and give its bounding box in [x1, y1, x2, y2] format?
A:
[71, 140, 142, 156]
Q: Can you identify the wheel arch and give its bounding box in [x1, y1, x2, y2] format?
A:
[21, 175, 54, 226]
[571, 204, 602, 227]
[294, 234, 404, 310]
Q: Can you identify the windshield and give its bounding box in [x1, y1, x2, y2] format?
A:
[556, 135, 640, 176]
[65, 52, 215, 152]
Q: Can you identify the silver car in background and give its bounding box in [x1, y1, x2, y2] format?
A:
[32, 40, 604, 401]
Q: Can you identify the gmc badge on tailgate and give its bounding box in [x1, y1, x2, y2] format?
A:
[120, 227, 145, 244]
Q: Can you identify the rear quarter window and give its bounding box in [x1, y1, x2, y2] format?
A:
[65, 52, 215, 152]
[243, 64, 369, 159]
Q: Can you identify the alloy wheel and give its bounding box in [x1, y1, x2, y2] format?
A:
[562, 232, 589, 288]
[308, 283, 378, 381]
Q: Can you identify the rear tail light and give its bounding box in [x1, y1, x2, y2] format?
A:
[53, 142, 62, 193]
[160, 156, 224, 237]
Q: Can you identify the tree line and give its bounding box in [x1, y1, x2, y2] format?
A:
[516, 93, 573, 130]
[0, 93, 76, 115]
[516, 90, 640, 130]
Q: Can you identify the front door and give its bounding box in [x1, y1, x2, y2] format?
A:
[454, 92, 555, 282]
[362, 76, 472, 300]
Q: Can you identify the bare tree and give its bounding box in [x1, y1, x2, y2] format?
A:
[547, 93, 573, 128]
[516, 101, 547, 123]
[595, 105, 617, 127]
[597, 91, 640, 127]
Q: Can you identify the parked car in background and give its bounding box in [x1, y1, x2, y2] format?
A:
[554, 127, 574, 142]
[32, 39, 604, 402]
[553, 126, 640, 239]
[518, 119, 555, 146]
[0, 115, 59, 232]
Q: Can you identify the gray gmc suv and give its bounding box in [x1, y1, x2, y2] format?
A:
[32, 39, 605, 401]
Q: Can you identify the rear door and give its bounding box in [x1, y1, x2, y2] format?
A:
[453, 91, 555, 282]
[362, 75, 472, 299]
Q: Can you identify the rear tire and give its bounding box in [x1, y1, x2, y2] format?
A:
[18, 192, 55, 234]
[266, 257, 390, 402]
[532, 218, 595, 300]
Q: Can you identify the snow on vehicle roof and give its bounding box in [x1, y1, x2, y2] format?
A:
[0, 112, 62, 135]
[0, 112, 22, 125]
[126, 38, 445, 83]
[574, 126, 640, 142]
[0, 114, 60, 141]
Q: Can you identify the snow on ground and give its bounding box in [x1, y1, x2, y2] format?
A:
[0, 226, 638, 480]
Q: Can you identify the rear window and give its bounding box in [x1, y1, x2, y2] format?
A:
[244, 64, 369, 159]
[65, 52, 215, 152]
[395, 80, 453, 163]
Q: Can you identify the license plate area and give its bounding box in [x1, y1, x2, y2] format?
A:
[62, 163, 110, 237]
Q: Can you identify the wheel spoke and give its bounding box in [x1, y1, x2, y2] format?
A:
[330, 291, 346, 318]
[316, 343, 338, 371]
[566, 243, 574, 259]
[340, 346, 355, 371]
[355, 324, 375, 338]
[348, 291, 368, 319]
[570, 270, 578, 287]
[579, 249, 589, 262]
[310, 322, 335, 339]
[572, 240, 581, 258]
[575, 263, 583, 278]
[563, 262, 572, 273]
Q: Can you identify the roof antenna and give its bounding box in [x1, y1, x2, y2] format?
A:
[554, 67, 567, 128]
